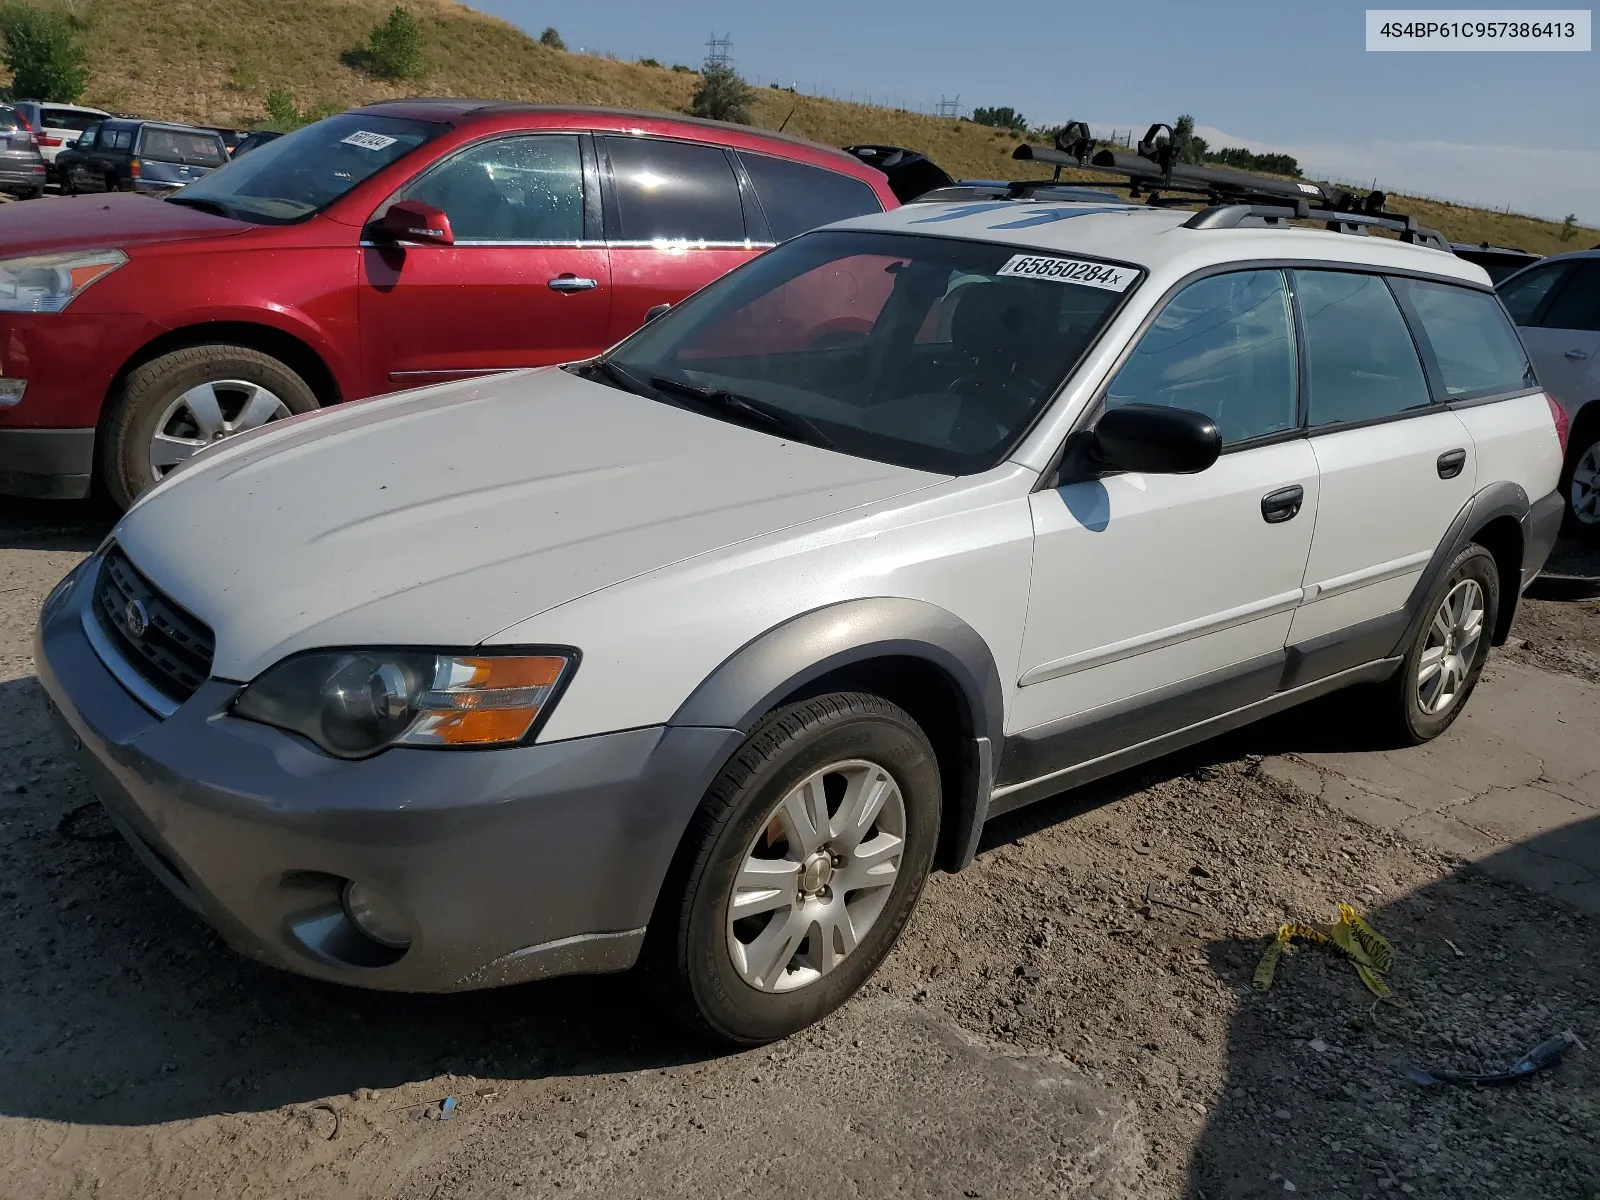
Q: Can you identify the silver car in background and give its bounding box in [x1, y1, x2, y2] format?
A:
[0, 104, 48, 199]
[1499, 250, 1600, 538]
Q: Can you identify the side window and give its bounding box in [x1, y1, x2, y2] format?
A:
[1104, 270, 1297, 445]
[605, 137, 744, 243]
[1297, 271, 1431, 427]
[399, 135, 583, 243]
[77, 123, 99, 151]
[110, 129, 133, 151]
[1392, 278, 1536, 399]
[1496, 263, 1572, 326]
[739, 152, 882, 242]
[1537, 261, 1600, 333]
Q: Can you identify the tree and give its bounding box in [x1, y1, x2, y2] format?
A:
[262, 85, 339, 131]
[538, 26, 565, 50]
[970, 105, 1027, 133]
[1561, 213, 1578, 242]
[1207, 145, 1302, 177]
[1172, 114, 1209, 165]
[364, 5, 424, 80]
[691, 60, 752, 124]
[0, 3, 88, 102]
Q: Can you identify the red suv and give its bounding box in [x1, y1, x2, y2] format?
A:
[0, 100, 897, 507]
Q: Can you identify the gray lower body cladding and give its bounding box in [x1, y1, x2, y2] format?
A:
[0, 428, 96, 499]
[34, 560, 742, 992]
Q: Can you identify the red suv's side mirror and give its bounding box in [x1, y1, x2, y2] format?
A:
[378, 200, 454, 246]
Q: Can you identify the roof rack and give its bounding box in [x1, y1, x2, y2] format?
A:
[912, 180, 1124, 204]
[999, 122, 1448, 250]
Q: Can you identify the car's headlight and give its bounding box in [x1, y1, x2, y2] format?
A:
[232, 650, 576, 759]
[0, 249, 127, 313]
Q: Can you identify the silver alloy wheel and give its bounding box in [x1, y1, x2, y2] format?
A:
[1416, 578, 1486, 716]
[148, 379, 290, 482]
[727, 759, 906, 993]
[1569, 439, 1600, 526]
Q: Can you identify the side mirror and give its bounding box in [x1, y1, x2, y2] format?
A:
[377, 200, 454, 246]
[644, 303, 671, 323]
[1058, 403, 1221, 484]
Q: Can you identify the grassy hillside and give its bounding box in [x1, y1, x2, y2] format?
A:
[34, 0, 1599, 255]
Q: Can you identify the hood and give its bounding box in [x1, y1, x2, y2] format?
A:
[0, 192, 248, 257]
[115, 369, 941, 680]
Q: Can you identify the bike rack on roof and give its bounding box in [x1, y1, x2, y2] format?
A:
[990, 122, 1448, 251]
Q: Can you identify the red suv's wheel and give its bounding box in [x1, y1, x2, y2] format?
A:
[101, 344, 319, 509]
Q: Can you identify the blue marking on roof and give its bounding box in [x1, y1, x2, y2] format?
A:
[986, 206, 1138, 230]
[908, 203, 1017, 223]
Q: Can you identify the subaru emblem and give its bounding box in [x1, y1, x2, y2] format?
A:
[124, 598, 149, 639]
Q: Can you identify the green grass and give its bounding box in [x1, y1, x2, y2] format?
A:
[18, 0, 1595, 255]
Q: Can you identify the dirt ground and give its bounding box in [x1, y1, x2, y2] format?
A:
[2, 499, 1597, 1199]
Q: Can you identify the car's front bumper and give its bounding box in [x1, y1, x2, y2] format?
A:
[34, 556, 743, 991]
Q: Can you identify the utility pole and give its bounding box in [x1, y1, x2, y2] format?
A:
[705, 32, 733, 67]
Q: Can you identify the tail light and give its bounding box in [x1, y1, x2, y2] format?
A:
[1546, 393, 1570, 455]
[129, 158, 141, 178]
[37, 135, 61, 147]
[15, 112, 29, 131]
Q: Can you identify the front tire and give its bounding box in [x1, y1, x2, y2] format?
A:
[654, 693, 942, 1045]
[100, 344, 318, 509]
[1373, 544, 1499, 745]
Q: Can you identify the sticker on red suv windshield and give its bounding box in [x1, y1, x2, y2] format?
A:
[996, 255, 1134, 291]
[341, 131, 398, 151]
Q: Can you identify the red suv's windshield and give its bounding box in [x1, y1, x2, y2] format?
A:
[169, 113, 446, 225]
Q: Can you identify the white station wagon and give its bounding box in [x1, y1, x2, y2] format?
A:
[38, 193, 1564, 1043]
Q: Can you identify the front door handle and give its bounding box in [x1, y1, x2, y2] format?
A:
[1261, 485, 1304, 524]
[548, 275, 598, 292]
[1566, 349, 1591, 361]
[1437, 448, 1467, 479]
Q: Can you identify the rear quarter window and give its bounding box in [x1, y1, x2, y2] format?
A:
[739, 152, 884, 242]
[1392, 278, 1537, 399]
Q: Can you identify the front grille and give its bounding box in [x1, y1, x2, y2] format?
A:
[92, 546, 215, 704]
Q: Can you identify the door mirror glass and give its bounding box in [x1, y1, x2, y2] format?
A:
[1091, 403, 1221, 475]
[379, 199, 454, 246]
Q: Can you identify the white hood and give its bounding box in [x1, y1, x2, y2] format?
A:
[115, 369, 941, 680]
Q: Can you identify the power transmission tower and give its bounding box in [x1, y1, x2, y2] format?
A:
[937, 95, 961, 119]
[705, 32, 733, 67]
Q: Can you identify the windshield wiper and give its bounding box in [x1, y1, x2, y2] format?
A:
[164, 195, 235, 219]
[648, 375, 836, 450]
[578, 357, 658, 398]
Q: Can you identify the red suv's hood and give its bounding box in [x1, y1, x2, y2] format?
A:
[0, 193, 250, 256]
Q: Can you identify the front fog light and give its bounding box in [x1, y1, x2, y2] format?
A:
[341, 881, 411, 950]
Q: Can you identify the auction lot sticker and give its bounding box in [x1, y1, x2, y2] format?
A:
[997, 255, 1135, 291]
[341, 131, 400, 151]
[1366, 9, 1591, 50]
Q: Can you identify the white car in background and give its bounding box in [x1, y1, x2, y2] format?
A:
[37, 194, 1564, 1045]
[10, 100, 111, 177]
[1498, 249, 1600, 538]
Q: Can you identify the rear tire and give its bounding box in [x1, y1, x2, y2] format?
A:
[100, 344, 318, 510]
[651, 693, 942, 1045]
[1559, 425, 1600, 543]
[1371, 544, 1499, 746]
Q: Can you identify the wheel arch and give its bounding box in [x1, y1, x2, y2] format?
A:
[1396, 482, 1528, 656]
[669, 598, 1006, 873]
[105, 320, 345, 418]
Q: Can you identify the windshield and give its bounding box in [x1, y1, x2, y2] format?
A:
[168, 113, 446, 224]
[140, 127, 228, 167]
[595, 230, 1138, 474]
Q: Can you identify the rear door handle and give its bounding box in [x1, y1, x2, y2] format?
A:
[1437, 448, 1467, 479]
[1565, 349, 1590, 360]
[547, 275, 598, 292]
[1261, 485, 1304, 524]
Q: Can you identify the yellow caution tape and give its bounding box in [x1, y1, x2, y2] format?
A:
[1252, 905, 1394, 1000]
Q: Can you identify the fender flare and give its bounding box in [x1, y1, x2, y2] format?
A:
[1391, 480, 1528, 658]
[669, 597, 1006, 871]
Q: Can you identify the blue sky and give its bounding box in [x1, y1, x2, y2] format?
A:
[474, 0, 1599, 224]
